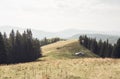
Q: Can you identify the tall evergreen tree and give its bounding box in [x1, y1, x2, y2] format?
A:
[113, 39, 120, 58]
[9, 30, 16, 62]
[112, 44, 117, 58]
[0, 32, 7, 63]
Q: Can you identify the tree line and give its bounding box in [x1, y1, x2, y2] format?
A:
[0, 29, 41, 64]
[79, 35, 120, 58]
[40, 37, 61, 46]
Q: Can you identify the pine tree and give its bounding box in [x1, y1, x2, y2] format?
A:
[90, 39, 98, 54]
[112, 44, 117, 58]
[9, 30, 16, 62]
[0, 32, 7, 63]
[107, 44, 113, 57]
[14, 30, 23, 62]
[98, 39, 102, 55]
[3, 32, 10, 63]
[104, 39, 109, 57]
[113, 39, 120, 58]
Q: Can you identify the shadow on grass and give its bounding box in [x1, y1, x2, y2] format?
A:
[0, 56, 47, 66]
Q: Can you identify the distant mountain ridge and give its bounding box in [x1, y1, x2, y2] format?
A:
[0, 26, 119, 44]
[0, 26, 54, 39]
[68, 34, 119, 44]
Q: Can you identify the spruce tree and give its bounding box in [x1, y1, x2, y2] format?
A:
[9, 30, 16, 62]
[0, 32, 7, 63]
[114, 39, 120, 58]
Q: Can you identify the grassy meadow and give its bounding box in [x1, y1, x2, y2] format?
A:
[41, 40, 98, 60]
[0, 40, 120, 79]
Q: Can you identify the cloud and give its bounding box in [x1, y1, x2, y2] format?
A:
[100, 0, 120, 5]
[0, 0, 120, 32]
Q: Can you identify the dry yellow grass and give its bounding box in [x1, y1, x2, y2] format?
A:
[41, 40, 76, 54]
[41, 40, 98, 60]
[41, 40, 79, 60]
[0, 40, 120, 79]
[0, 58, 120, 79]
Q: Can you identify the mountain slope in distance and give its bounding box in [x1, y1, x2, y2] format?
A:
[68, 34, 120, 44]
[0, 26, 119, 43]
[0, 26, 55, 39]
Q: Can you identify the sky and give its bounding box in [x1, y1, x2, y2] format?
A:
[0, 0, 120, 32]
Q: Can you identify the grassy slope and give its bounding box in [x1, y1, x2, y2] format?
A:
[41, 40, 98, 60]
[0, 40, 120, 79]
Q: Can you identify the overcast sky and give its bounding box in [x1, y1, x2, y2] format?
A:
[0, 0, 120, 32]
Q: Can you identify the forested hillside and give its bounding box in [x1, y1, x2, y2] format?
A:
[0, 30, 41, 64]
[79, 35, 120, 58]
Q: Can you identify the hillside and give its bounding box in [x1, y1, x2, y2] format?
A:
[0, 40, 120, 79]
[41, 40, 98, 60]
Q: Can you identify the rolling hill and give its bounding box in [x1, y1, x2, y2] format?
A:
[0, 40, 120, 79]
[41, 40, 98, 60]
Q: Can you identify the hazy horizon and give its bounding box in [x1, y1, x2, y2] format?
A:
[0, 25, 120, 33]
[0, 0, 120, 32]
